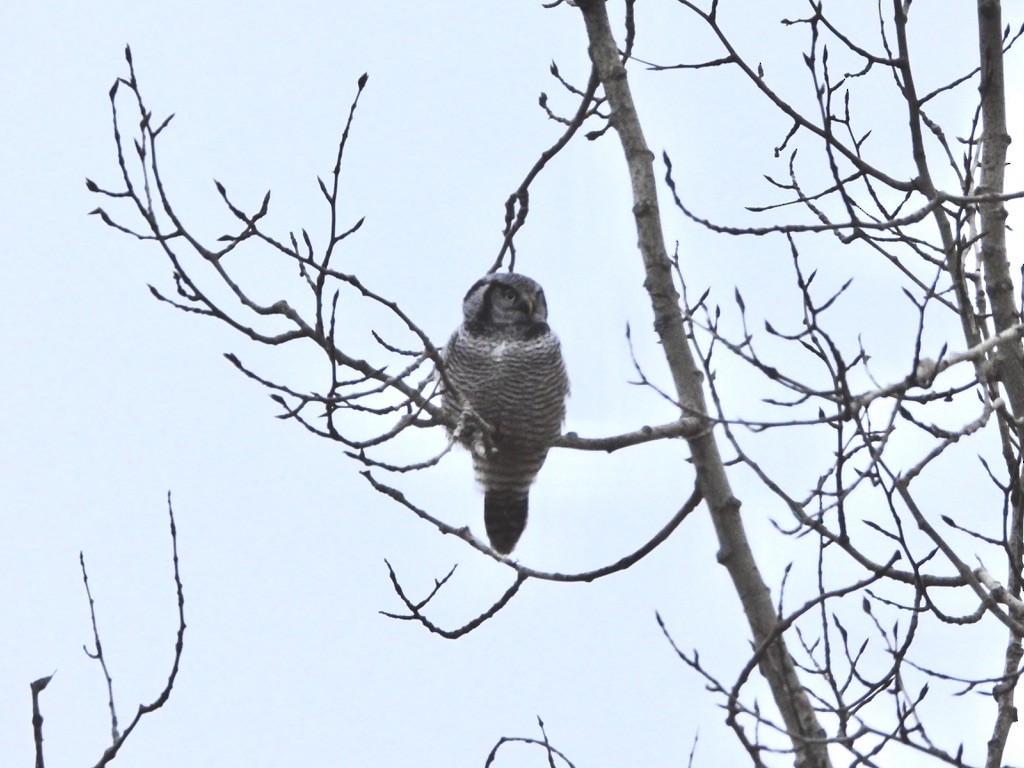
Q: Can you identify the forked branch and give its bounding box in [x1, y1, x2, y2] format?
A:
[32, 494, 186, 768]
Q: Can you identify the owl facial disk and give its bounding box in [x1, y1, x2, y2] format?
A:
[461, 273, 550, 337]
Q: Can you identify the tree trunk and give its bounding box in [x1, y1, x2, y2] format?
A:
[975, 5, 1023, 767]
[575, 2, 834, 766]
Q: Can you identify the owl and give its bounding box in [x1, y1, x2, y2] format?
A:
[441, 272, 570, 554]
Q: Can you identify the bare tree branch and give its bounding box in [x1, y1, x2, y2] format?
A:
[485, 716, 577, 768]
[90, 493, 186, 768]
[80, 552, 120, 742]
[30, 674, 53, 768]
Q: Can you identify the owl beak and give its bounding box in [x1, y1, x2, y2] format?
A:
[523, 296, 535, 315]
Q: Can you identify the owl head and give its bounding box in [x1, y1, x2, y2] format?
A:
[462, 272, 550, 338]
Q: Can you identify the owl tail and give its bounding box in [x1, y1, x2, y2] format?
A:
[484, 490, 529, 554]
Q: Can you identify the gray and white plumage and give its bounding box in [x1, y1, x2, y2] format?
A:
[441, 272, 569, 554]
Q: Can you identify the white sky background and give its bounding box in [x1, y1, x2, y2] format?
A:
[2, 2, 1023, 767]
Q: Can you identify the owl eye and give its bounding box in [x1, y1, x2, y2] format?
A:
[501, 288, 518, 303]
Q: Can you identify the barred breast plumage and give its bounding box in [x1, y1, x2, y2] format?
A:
[441, 272, 569, 554]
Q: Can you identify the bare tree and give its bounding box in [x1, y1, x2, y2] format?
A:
[67, 1, 1023, 766]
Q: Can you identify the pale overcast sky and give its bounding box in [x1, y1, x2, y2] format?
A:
[2, 2, 1022, 767]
